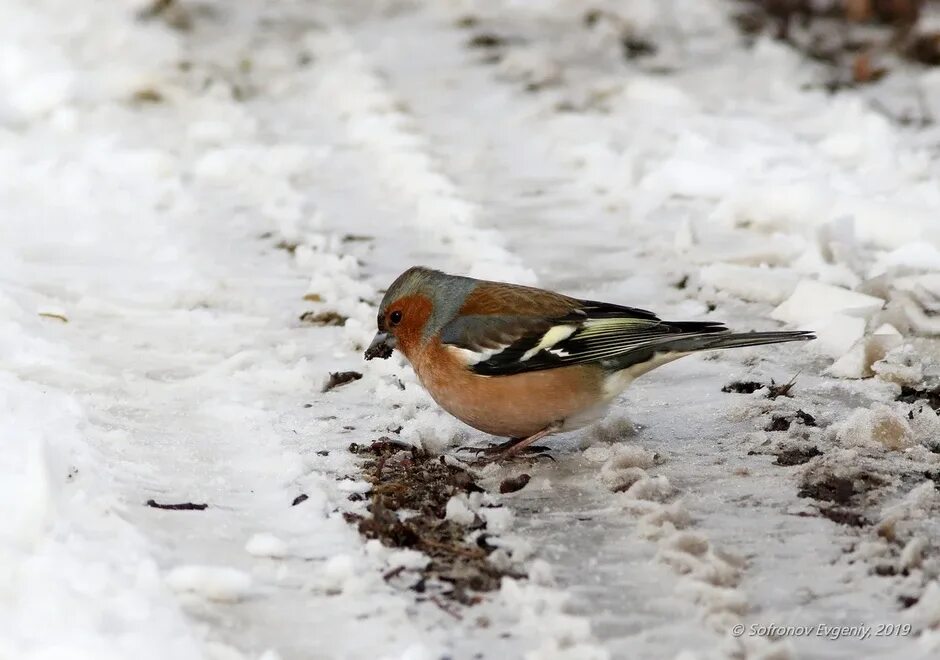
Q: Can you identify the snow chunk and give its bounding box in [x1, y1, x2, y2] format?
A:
[480, 506, 514, 535]
[318, 554, 356, 593]
[637, 502, 691, 539]
[608, 445, 656, 470]
[900, 537, 927, 571]
[872, 344, 926, 386]
[700, 264, 798, 304]
[624, 475, 672, 501]
[599, 458, 647, 493]
[622, 76, 696, 110]
[581, 445, 611, 463]
[165, 565, 253, 602]
[772, 280, 884, 326]
[871, 241, 940, 277]
[907, 582, 940, 629]
[833, 405, 914, 451]
[587, 415, 636, 444]
[386, 549, 429, 571]
[444, 494, 477, 526]
[826, 332, 903, 379]
[245, 533, 288, 558]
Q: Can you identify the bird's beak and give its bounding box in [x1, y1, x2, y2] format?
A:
[364, 331, 396, 360]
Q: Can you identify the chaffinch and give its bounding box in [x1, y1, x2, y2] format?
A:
[365, 267, 814, 460]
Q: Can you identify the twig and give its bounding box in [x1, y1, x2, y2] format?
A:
[145, 499, 208, 510]
[431, 595, 463, 620]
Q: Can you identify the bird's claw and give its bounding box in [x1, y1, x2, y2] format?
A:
[458, 444, 555, 465]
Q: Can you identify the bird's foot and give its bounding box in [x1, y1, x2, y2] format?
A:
[457, 438, 525, 455]
[458, 440, 554, 465]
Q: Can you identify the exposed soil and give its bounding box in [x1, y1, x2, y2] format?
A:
[345, 440, 523, 605]
[774, 445, 823, 466]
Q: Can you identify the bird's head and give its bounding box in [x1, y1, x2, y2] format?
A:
[365, 266, 474, 362]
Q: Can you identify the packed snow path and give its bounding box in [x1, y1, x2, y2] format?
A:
[3, 1, 940, 659]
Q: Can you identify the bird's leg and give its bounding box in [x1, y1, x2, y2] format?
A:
[498, 422, 561, 459]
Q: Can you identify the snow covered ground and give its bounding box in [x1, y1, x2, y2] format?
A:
[3, 0, 940, 658]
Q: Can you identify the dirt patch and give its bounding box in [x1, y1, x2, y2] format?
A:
[300, 310, 347, 326]
[820, 506, 868, 528]
[722, 378, 796, 399]
[732, 0, 940, 100]
[323, 371, 363, 391]
[897, 385, 940, 411]
[798, 470, 883, 527]
[345, 440, 522, 605]
[774, 445, 822, 466]
[765, 409, 818, 432]
[799, 471, 883, 505]
[798, 474, 856, 504]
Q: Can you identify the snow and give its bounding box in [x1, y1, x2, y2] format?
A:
[3, 0, 940, 658]
[245, 533, 289, 559]
[165, 565, 254, 603]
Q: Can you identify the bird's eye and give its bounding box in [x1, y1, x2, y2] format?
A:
[389, 310, 403, 326]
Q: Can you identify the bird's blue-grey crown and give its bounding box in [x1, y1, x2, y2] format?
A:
[377, 266, 476, 336]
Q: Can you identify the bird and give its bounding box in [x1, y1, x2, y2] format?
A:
[365, 266, 814, 461]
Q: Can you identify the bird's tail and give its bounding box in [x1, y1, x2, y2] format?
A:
[604, 329, 815, 374]
[662, 330, 816, 354]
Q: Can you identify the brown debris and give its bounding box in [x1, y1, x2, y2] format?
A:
[499, 473, 531, 494]
[907, 32, 940, 64]
[346, 441, 521, 604]
[364, 340, 394, 360]
[852, 52, 887, 83]
[765, 409, 818, 432]
[456, 15, 479, 29]
[733, 0, 939, 93]
[146, 499, 208, 510]
[467, 33, 507, 49]
[299, 310, 347, 326]
[722, 380, 765, 394]
[38, 312, 68, 323]
[131, 88, 164, 104]
[323, 371, 363, 392]
[721, 377, 796, 399]
[136, 0, 193, 31]
[622, 36, 657, 60]
[275, 240, 299, 254]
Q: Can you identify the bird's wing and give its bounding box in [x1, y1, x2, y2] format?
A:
[440, 295, 728, 376]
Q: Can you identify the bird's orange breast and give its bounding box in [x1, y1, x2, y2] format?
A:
[409, 339, 603, 438]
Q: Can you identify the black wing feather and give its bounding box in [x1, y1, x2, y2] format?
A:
[443, 298, 728, 377]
